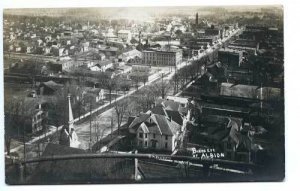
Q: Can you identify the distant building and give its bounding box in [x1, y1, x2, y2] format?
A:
[220, 82, 281, 101]
[142, 49, 182, 66]
[55, 60, 75, 72]
[131, 65, 151, 73]
[218, 49, 243, 68]
[118, 49, 142, 62]
[205, 28, 221, 37]
[117, 30, 132, 42]
[228, 39, 259, 55]
[98, 46, 119, 58]
[92, 60, 113, 72]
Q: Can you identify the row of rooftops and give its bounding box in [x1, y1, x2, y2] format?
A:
[142, 48, 182, 54]
[218, 48, 244, 54]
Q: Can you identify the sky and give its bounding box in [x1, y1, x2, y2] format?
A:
[3, 5, 283, 19]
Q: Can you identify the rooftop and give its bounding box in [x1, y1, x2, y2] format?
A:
[218, 48, 243, 54]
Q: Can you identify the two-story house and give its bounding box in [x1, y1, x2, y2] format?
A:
[133, 113, 181, 151]
[5, 97, 48, 134]
[128, 99, 191, 152]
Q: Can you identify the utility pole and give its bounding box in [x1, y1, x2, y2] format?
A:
[174, 63, 178, 95]
[22, 119, 26, 183]
[161, 73, 164, 99]
[89, 98, 92, 150]
[111, 116, 114, 138]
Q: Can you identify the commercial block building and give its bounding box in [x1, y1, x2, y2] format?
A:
[142, 49, 182, 66]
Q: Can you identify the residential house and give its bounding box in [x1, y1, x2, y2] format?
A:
[117, 29, 132, 42]
[193, 115, 253, 163]
[128, 99, 191, 152]
[83, 87, 105, 103]
[132, 113, 181, 151]
[5, 97, 48, 134]
[58, 47, 69, 57]
[38, 80, 63, 95]
[96, 60, 113, 72]
[119, 49, 142, 62]
[99, 46, 119, 58]
[81, 41, 89, 52]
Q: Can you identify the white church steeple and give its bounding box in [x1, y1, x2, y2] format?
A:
[59, 94, 80, 148]
[67, 94, 74, 131]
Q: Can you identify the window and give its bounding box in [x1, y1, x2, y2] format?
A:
[165, 142, 168, 149]
[165, 135, 168, 140]
[139, 133, 143, 138]
[152, 141, 156, 148]
[145, 133, 148, 138]
[153, 134, 156, 139]
[139, 141, 142, 146]
[145, 141, 148, 147]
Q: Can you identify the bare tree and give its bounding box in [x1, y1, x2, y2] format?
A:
[93, 121, 108, 144]
[105, 78, 116, 104]
[135, 87, 157, 112]
[4, 96, 27, 156]
[114, 98, 128, 135]
[150, 74, 172, 99]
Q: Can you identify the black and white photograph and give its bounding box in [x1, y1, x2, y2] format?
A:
[2, 1, 288, 187]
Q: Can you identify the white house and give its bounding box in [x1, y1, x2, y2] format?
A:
[83, 88, 105, 103]
[117, 29, 132, 42]
[97, 60, 113, 72]
[134, 113, 181, 151]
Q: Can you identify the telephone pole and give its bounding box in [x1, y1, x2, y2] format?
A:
[161, 73, 164, 99]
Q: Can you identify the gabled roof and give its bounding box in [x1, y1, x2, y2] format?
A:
[128, 113, 151, 130]
[40, 80, 63, 92]
[84, 87, 102, 94]
[154, 114, 172, 135]
[166, 110, 183, 126]
[151, 105, 169, 116]
[163, 100, 181, 111]
[153, 114, 180, 136]
[138, 122, 150, 133]
[146, 123, 162, 135]
[127, 116, 135, 126]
